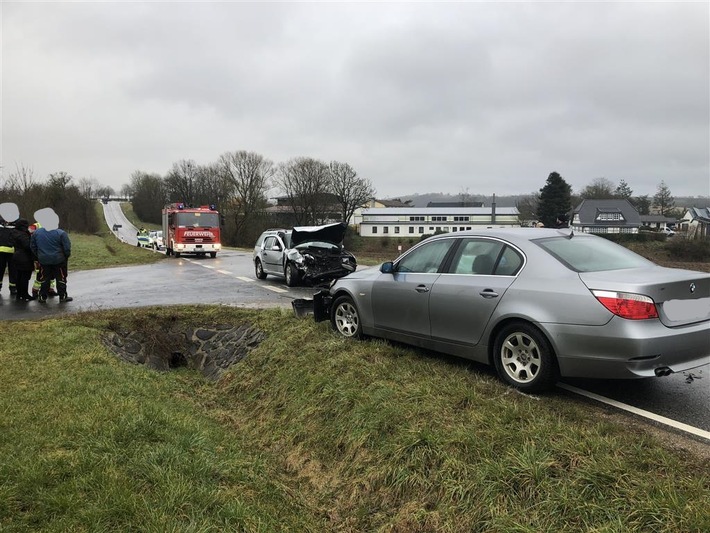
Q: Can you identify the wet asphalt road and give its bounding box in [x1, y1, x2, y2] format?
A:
[1, 215, 708, 436]
[0, 248, 318, 321]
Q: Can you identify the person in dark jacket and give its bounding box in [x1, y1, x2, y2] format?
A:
[0, 203, 21, 296]
[555, 214, 570, 228]
[30, 211, 73, 303]
[0, 217, 18, 296]
[9, 219, 35, 301]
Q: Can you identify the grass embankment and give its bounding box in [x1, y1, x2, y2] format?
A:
[1, 306, 708, 532]
[119, 202, 161, 231]
[70, 233, 165, 271]
[64, 203, 165, 272]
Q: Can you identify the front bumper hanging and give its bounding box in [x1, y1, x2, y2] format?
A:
[291, 290, 332, 322]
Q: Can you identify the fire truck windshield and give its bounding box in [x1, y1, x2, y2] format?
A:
[176, 212, 220, 228]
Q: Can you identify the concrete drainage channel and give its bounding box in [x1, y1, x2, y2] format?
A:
[103, 323, 266, 380]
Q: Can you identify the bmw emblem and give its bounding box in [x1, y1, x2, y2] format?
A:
[689, 283, 696, 293]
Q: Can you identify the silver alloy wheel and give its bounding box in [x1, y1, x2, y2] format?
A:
[334, 300, 359, 337]
[499, 331, 541, 384]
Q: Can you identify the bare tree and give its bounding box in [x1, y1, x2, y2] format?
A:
[329, 160, 375, 224]
[130, 171, 166, 224]
[96, 185, 115, 199]
[189, 162, 230, 207]
[164, 159, 199, 205]
[3, 163, 36, 194]
[220, 150, 274, 241]
[579, 178, 616, 199]
[515, 193, 540, 224]
[276, 157, 332, 225]
[77, 177, 102, 199]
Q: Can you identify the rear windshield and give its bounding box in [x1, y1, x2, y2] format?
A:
[535, 236, 653, 272]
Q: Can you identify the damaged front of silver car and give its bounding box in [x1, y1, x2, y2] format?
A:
[286, 222, 357, 287]
[289, 223, 355, 319]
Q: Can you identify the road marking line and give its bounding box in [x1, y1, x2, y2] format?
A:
[217, 269, 232, 275]
[558, 383, 710, 442]
[236, 276, 253, 282]
[202, 265, 215, 269]
[263, 286, 289, 294]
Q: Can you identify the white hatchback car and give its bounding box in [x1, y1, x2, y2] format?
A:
[148, 230, 164, 250]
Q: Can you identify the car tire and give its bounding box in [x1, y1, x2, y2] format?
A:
[255, 259, 267, 279]
[210, 252, 217, 258]
[331, 295, 363, 339]
[492, 322, 558, 392]
[175, 251, 181, 258]
[285, 262, 299, 287]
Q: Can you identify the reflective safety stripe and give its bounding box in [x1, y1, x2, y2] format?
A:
[0, 246, 14, 253]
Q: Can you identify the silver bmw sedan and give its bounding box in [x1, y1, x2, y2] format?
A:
[316, 228, 710, 392]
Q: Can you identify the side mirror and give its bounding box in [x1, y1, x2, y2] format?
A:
[271, 244, 282, 252]
[380, 261, 394, 274]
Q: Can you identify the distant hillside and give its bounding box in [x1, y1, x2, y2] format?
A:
[386, 193, 531, 208]
[387, 193, 709, 209]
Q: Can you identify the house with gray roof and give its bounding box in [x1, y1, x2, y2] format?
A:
[570, 199, 641, 234]
[681, 207, 710, 239]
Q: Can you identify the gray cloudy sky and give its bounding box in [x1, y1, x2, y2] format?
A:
[2, 1, 709, 199]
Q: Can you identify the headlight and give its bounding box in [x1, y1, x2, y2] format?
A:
[214, 243, 221, 249]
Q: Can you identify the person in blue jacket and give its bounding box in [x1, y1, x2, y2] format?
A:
[30, 208, 73, 303]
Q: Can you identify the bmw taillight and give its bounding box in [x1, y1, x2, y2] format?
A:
[592, 290, 658, 320]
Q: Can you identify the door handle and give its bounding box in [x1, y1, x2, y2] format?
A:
[415, 285, 430, 293]
[479, 289, 499, 299]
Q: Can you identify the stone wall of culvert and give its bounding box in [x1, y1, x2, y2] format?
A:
[103, 323, 266, 381]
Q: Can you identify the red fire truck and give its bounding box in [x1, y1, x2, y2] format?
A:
[162, 203, 222, 258]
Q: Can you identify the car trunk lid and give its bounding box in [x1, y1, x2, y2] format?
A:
[579, 267, 710, 326]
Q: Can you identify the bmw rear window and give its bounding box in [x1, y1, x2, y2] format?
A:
[536, 236, 653, 272]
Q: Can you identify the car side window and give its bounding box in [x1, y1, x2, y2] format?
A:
[396, 239, 454, 273]
[495, 246, 524, 276]
[448, 239, 504, 275]
[263, 236, 277, 250]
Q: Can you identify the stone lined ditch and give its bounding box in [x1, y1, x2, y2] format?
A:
[103, 323, 266, 380]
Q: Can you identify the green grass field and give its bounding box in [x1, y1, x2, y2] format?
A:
[1, 306, 708, 532]
[70, 231, 165, 271]
[63, 203, 165, 272]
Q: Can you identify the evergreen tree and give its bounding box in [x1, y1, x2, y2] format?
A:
[614, 179, 633, 199]
[653, 180, 675, 215]
[537, 171, 572, 227]
[630, 194, 651, 215]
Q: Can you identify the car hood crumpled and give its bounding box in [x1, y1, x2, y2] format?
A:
[291, 222, 347, 246]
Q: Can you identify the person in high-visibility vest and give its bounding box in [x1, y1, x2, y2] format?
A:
[28, 222, 57, 298]
[0, 216, 18, 296]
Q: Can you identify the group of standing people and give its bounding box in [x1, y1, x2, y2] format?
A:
[0, 203, 73, 303]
